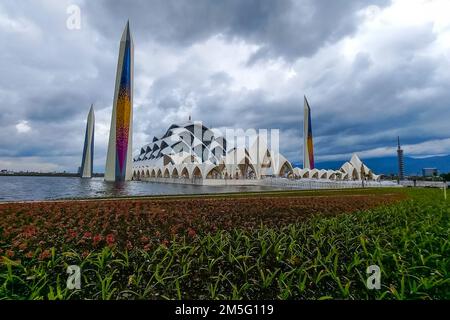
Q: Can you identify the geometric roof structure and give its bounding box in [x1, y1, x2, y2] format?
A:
[132, 120, 294, 180]
[133, 120, 226, 167]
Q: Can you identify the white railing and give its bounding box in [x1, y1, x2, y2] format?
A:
[260, 177, 399, 190]
[139, 176, 401, 189]
[399, 180, 447, 188]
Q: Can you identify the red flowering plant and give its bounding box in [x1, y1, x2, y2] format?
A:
[105, 233, 115, 247]
[0, 193, 405, 261]
[92, 234, 103, 247]
[187, 227, 197, 238]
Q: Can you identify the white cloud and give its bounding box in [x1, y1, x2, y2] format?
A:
[15, 120, 31, 133]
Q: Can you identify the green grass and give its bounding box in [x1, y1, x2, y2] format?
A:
[1, 188, 449, 300]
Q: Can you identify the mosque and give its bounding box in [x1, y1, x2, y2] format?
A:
[80, 21, 380, 185]
[131, 115, 380, 184]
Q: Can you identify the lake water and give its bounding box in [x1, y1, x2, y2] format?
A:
[0, 176, 280, 202]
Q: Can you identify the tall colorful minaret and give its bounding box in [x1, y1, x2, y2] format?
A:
[105, 21, 134, 181]
[80, 104, 95, 178]
[303, 96, 315, 169]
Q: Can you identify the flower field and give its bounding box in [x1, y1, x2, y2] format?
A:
[0, 191, 404, 255]
[0, 188, 449, 299]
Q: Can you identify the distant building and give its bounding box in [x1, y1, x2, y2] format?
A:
[422, 168, 438, 177]
[397, 136, 405, 181]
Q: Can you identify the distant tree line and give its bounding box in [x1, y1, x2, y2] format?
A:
[0, 172, 104, 177]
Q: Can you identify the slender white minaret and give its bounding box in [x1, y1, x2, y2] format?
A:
[105, 21, 134, 181]
[80, 104, 95, 178]
[303, 96, 315, 169]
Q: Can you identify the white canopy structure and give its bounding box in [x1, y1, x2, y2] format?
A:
[291, 154, 380, 181]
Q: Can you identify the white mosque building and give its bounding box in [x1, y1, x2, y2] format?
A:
[133, 121, 294, 183]
[132, 120, 380, 185]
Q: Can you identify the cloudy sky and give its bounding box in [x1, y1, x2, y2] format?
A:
[1, 0, 450, 172]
